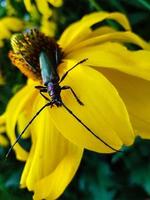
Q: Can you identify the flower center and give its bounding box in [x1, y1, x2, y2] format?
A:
[9, 29, 62, 81]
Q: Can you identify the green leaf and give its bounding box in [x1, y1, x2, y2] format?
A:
[137, 0, 150, 10]
[130, 164, 150, 194]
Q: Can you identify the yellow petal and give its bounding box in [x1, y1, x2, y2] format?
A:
[40, 17, 56, 37]
[0, 17, 24, 32]
[33, 144, 83, 200]
[20, 124, 37, 188]
[36, 0, 52, 17]
[66, 42, 150, 81]
[17, 112, 31, 139]
[48, 0, 63, 7]
[49, 60, 134, 153]
[6, 83, 37, 161]
[99, 68, 150, 139]
[0, 114, 8, 146]
[20, 128, 36, 188]
[0, 126, 5, 133]
[20, 95, 83, 200]
[0, 113, 6, 125]
[24, 0, 39, 18]
[65, 31, 150, 53]
[24, 0, 36, 12]
[0, 17, 24, 45]
[59, 12, 131, 50]
[0, 135, 9, 146]
[0, 24, 11, 39]
[84, 25, 117, 38]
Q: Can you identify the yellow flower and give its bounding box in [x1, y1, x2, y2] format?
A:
[0, 17, 24, 47]
[1, 11, 150, 199]
[24, 0, 62, 36]
[40, 17, 57, 37]
[24, 0, 63, 17]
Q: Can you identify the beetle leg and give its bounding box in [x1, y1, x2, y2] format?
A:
[35, 86, 50, 101]
[40, 90, 51, 101]
[61, 86, 84, 105]
[35, 85, 47, 90]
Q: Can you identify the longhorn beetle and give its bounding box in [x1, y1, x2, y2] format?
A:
[6, 29, 120, 157]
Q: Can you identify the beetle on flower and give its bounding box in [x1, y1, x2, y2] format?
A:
[0, 11, 150, 200]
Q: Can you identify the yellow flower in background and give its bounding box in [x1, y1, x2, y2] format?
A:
[40, 17, 57, 37]
[24, 0, 63, 36]
[0, 17, 24, 47]
[24, 0, 63, 17]
[1, 11, 150, 199]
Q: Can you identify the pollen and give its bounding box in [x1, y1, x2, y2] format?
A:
[9, 29, 62, 81]
[8, 51, 41, 81]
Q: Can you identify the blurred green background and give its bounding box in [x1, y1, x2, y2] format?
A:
[0, 0, 150, 199]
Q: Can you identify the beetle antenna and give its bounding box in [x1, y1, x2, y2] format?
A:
[62, 102, 122, 153]
[5, 102, 52, 158]
[59, 58, 88, 83]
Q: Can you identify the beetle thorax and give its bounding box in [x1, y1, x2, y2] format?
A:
[47, 82, 62, 106]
